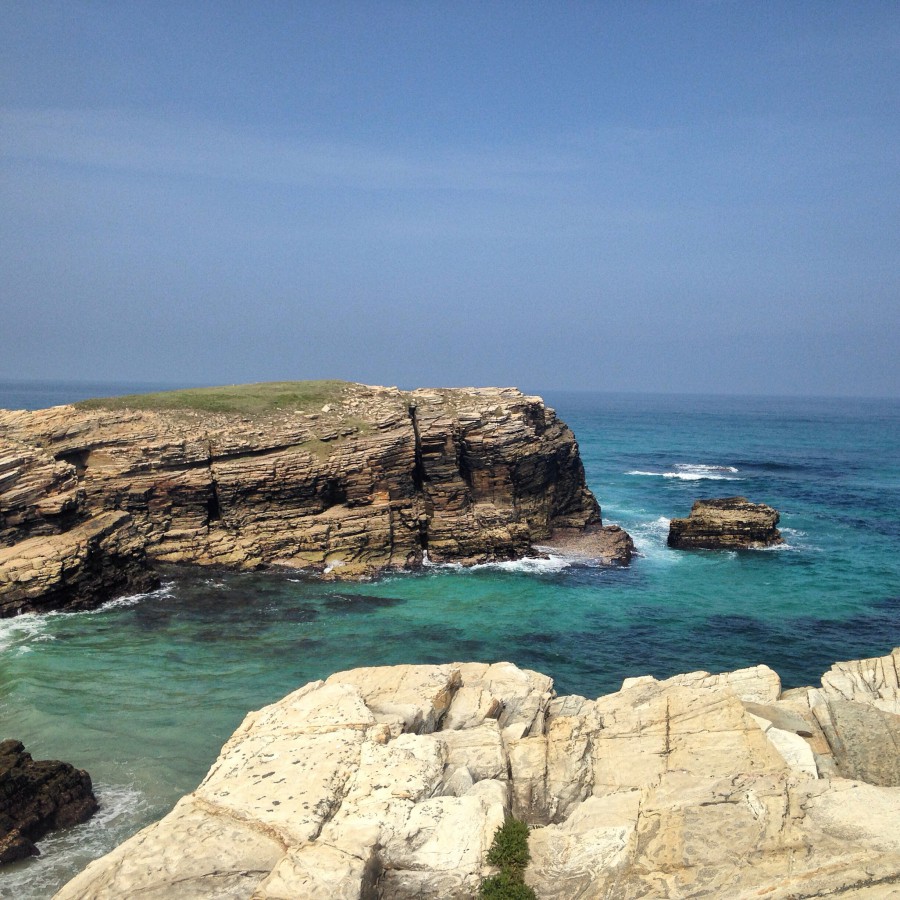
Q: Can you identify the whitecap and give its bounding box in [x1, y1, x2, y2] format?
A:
[626, 464, 740, 481]
[0, 583, 173, 654]
[627, 516, 679, 560]
[470, 553, 574, 574]
[0, 612, 52, 653]
[675, 463, 739, 474]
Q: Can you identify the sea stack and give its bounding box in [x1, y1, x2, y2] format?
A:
[667, 496, 783, 550]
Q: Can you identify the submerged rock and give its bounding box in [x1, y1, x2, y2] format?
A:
[0, 740, 98, 864]
[667, 495, 783, 549]
[56, 648, 900, 898]
[0, 382, 628, 616]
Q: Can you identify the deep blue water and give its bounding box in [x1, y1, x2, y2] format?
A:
[1, 383, 898, 897]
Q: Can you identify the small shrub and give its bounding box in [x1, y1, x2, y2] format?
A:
[480, 868, 537, 900]
[480, 816, 536, 899]
[486, 817, 531, 870]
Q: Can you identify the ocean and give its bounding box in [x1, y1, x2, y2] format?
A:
[1, 383, 899, 897]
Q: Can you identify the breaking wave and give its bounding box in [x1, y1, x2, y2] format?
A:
[627, 463, 740, 481]
[0, 583, 174, 654]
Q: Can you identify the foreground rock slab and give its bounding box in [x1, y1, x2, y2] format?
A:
[57, 648, 900, 899]
[667, 495, 783, 550]
[1, 382, 629, 616]
[0, 740, 98, 864]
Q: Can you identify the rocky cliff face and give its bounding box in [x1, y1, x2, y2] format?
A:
[56, 648, 900, 899]
[0, 383, 626, 617]
[667, 496, 783, 550]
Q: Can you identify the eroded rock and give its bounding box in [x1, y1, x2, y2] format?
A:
[1, 383, 625, 616]
[56, 649, 900, 899]
[667, 495, 783, 550]
[0, 740, 98, 864]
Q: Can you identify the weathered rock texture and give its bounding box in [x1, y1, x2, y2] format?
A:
[0, 740, 98, 864]
[57, 648, 900, 899]
[667, 495, 783, 550]
[0, 383, 626, 617]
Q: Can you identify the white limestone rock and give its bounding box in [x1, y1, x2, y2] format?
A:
[56, 651, 900, 900]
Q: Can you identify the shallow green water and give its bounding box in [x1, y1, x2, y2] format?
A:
[1, 391, 898, 897]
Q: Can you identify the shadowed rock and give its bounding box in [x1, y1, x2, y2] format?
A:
[0, 740, 98, 865]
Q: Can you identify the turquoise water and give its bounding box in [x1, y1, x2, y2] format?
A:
[1, 388, 899, 897]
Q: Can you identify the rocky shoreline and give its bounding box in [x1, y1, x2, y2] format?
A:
[55, 648, 900, 899]
[0, 383, 630, 617]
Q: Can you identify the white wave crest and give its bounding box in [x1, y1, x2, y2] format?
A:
[627, 462, 740, 481]
[626, 516, 683, 562]
[0, 613, 52, 653]
[473, 553, 575, 574]
[0, 583, 173, 654]
[422, 550, 576, 574]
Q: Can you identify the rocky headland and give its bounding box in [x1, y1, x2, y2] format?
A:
[667, 496, 783, 550]
[0, 382, 631, 617]
[56, 648, 900, 899]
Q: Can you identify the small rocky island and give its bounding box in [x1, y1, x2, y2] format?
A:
[667, 496, 783, 550]
[0, 381, 631, 617]
[0, 740, 97, 864]
[56, 648, 900, 898]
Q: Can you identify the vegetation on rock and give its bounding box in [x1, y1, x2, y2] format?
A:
[480, 817, 536, 899]
[75, 380, 350, 415]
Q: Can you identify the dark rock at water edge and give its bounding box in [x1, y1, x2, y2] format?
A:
[667, 496, 783, 550]
[0, 739, 98, 864]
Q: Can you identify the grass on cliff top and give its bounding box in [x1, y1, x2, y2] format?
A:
[75, 381, 351, 415]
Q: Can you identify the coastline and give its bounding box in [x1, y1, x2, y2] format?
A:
[1, 387, 898, 897]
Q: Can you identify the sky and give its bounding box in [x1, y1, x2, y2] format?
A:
[1, 2, 898, 397]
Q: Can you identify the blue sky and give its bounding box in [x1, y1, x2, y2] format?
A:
[2, 2, 898, 396]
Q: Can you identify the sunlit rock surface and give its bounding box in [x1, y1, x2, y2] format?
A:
[1, 382, 628, 616]
[667, 495, 783, 550]
[57, 648, 900, 899]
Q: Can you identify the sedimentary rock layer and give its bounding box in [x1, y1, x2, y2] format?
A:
[667, 495, 783, 549]
[0, 383, 626, 616]
[56, 648, 900, 898]
[0, 740, 98, 864]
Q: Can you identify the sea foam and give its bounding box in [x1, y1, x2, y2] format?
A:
[627, 463, 740, 481]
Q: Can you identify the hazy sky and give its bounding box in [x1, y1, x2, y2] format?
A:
[2, 2, 898, 396]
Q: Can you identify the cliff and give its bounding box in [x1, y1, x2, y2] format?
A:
[56, 648, 900, 899]
[0, 382, 629, 617]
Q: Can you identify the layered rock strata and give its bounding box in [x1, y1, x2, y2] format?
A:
[667, 495, 783, 550]
[0, 740, 98, 864]
[0, 383, 626, 617]
[57, 648, 900, 899]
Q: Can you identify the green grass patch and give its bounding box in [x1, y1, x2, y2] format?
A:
[75, 381, 350, 415]
[480, 817, 536, 899]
